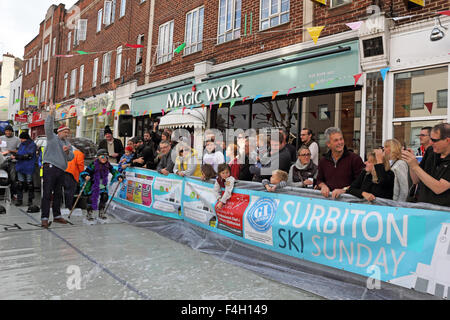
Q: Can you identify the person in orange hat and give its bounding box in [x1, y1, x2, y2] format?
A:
[63, 144, 85, 213]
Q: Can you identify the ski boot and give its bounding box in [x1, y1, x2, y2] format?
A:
[86, 209, 95, 221]
[98, 209, 107, 220]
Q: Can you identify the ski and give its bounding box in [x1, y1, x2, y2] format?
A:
[27, 222, 52, 228]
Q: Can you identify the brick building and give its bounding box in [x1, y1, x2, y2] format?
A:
[19, 0, 449, 157]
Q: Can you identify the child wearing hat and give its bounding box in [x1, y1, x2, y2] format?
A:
[79, 149, 123, 220]
[118, 146, 134, 173]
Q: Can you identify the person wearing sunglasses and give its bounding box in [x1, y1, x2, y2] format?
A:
[287, 146, 318, 188]
[416, 126, 433, 157]
[80, 149, 123, 221]
[402, 123, 450, 206]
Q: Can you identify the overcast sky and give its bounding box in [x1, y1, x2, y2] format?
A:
[0, 0, 78, 59]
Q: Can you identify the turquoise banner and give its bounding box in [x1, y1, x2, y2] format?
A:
[112, 168, 450, 298]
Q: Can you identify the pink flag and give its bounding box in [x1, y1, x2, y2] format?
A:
[345, 21, 363, 30]
[287, 87, 296, 95]
[438, 10, 450, 16]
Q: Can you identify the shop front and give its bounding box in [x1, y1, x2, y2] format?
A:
[54, 103, 78, 136]
[28, 111, 46, 140]
[132, 40, 364, 155]
[81, 93, 115, 144]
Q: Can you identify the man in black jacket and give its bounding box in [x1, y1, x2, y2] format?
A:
[98, 126, 124, 164]
[131, 137, 156, 170]
[260, 133, 292, 180]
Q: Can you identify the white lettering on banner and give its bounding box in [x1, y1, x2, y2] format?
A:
[166, 79, 241, 108]
[280, 201, 408, 247]
[310, 236, 406, 277]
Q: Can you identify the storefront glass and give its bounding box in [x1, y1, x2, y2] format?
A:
[365, 72, 384, 155]
[82, 113, 114, 144]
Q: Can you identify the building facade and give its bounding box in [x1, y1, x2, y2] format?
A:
[0, 53, 22, 122]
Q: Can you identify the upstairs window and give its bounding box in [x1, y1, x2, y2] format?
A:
[218, 0, 241, 44]
[157, 21, 173, 64]
[103, 0, 116, 26]
[185, 6, 204, 55]
[330, 0, 352, 8]
[260, 0, 289, 30]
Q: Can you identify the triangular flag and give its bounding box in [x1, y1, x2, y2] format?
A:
[324, 111, 331, 119]
[311, 0, 326, 4]
[345, 21, 363, 31]
[76, 50, 90, 55]
[307, 26, 325, 44]
[402, 104, 410, 111]
[253, 94, 263, 102]
[266, 114, 271, 121]
[252, 114, 257, 120]
[242, 114, 247, 120]
[380, 67, 390, 81]
[438, 10, 450, 17]
[125, 43, 144, 48]
[272, 91, 279, 100]
[174, 43, 186, 54]
[353, 73, 363, 87]
[209, 102, 213, 110]
[310, 83, 316, 90]
[424, 102, 433, 114]
[161, 109, 165, 116]
[230, 99, 236, 109]
[310, 112, 317, 119]
[287, 87, 296, 95]
[201, 104, 205, 109]
[242, 96, 250, 103]
[230, 115, 236, 122]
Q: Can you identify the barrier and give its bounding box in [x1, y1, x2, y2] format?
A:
[111, 167, 450, 299]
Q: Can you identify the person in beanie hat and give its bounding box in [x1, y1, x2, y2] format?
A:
[98, 125, 124, 164]
[118, 146, 134, 173]
[40, 103, 74, 228]
[0, 124, 21, 199]
[79, 149, 123, 220]
[10, 132, 37, 207]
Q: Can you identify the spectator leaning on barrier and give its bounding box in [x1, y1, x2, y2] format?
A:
[131, 136, 156, 169]
[402, 123, 450, 207]
[174, 143, 202, 178]
[203, 139, 225, 173]
[262, 169, 288, 192]
[300, 128, 319, 166]
[347, 149, 395, 202]
[287, 146, 318, 188]
[384, 139, 409, 202]
[214, 164, 235, 210]
[316, 127, 365, 199]
[156, 140, 175, 176]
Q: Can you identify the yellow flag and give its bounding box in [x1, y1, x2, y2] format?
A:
[307, 26, 325, 44]
[409, 0, 424, 6]
[18, 110, 25, 115]
[311, 0, 326, 5]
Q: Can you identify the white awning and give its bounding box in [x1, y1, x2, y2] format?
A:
[158, 107, 206, 129]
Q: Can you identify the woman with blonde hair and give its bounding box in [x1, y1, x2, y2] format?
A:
[384, 139, 409, 202]
[347, 149, 395, 202]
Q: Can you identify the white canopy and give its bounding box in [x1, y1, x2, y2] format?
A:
[158, 107, 206, 129]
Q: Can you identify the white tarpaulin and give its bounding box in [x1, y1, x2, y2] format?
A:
[159, 107, 206, 129]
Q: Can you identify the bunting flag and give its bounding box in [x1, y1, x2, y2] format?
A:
[18, 110, 25, 115]
[230, 115, 236, 122]
[345, 21, 363, 31]
[209, 102, 213, 110]
[219, 102, 223, 108]
[287, 87, 296, 95]
[201, 104, 205, 110]
[353, 73, 363, 87]
[272, 91, 279, 100]
[76, 51, 90, 55]
[161, 109, 165, 116]
[438, 10, 450, 16]
[402, 104, 410, 111]
[242, 114, 247, 121]
[311, 0, 326, 4]
[266, 114, 271, 121]
[327, 78, 337, 85]
[149, 111, 152, 118]
[424, 102, 433, 114]
[230, 99, 236, 109]
[242, 96, 250, 103]
[174, 43, 186, 54]
[310, 83, 316, 90]
[252, 114, 257, 120]
[310, 112, 317, 119]
[380, 67, 390, 81]
[408, 0, 424, 7]
[125, 43, 144, 48]
[324, 111, 331, 119]
[307, 26, 325, 44]
[253, 94, 263, 102]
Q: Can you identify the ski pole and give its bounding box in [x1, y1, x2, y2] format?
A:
[103, 178, 123, 216]
[68, 180, 88, 220]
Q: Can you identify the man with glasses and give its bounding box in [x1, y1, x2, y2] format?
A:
[402, 123, 450, 206]
[416, 126, 432, 157]
[300, 128, 319, 166]
[156, 140, 175, 176]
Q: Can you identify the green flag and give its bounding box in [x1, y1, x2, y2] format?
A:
[174, 43, 186, 54]
[77, 50, 90, 55]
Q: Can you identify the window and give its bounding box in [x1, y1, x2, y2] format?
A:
[136, 34, 144, 70]
[101, 51, 112, 84]
[79, 65, 84, 92]
[157, 21, 173, 64]
[115, 46, 122, 79]
[103, 0, 116, 26]
[49, 77, 53, 101]
[260, 0, 289, 31]
[52, 37, 56, 56]
[33, 55, 36, 70]
[185, 6, 204, 55]
[330, 0, 352, 7]
[319, 104, 329, 120]
[64, 73, 69, 97]
[437, 89, 447, 108]
[362, 37, 384, 58]
[120, 0, 126, 17]
[92, 58, 99, 87]
[74, 19, 88, 45]
[38, 49, 41, 66]
[411, 93, 424, 110]
[97, 9, 103, 32]
[218, 0, 241, 44]
[40, 80, 46, 102]
[43, 43, 49, 62]
[70, 69, 77, 95]
[67, 32, 72, 52]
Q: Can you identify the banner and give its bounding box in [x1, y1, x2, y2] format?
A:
[112, 168, 450, 299]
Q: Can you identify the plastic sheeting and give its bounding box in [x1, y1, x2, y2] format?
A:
[108, 199, 440, 300]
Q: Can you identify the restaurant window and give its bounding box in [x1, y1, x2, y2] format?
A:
[393, 66, 448, 150]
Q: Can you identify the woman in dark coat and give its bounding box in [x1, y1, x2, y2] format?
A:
[347, 149, 395, 202]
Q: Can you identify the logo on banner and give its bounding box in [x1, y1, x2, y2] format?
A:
[247, 198, 277, 232]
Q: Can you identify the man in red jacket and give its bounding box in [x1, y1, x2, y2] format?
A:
[316, 127, 364, 199]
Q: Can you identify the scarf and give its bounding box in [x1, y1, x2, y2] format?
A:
[91, 159, 111, 210]
[292, 159, 316, 183]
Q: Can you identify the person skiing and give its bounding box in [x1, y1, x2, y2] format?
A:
[79, 149, 123, 221]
